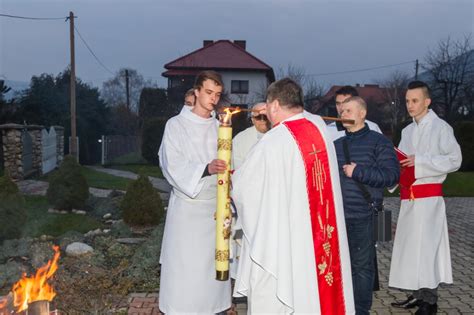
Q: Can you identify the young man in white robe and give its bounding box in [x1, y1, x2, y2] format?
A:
[158, 70, 231, 314]
[327, 85, 382, 141]
[389, 81, 462, 315]
[232, 78, 355, 314]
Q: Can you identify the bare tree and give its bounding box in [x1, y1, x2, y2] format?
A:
[276, 63, 326, 111]
[423, 35, 473, 122]
[102, 68, 156, 112]
[378, 71, 410, 136]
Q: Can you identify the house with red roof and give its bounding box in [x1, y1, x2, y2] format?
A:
[162, 40, 275, 107]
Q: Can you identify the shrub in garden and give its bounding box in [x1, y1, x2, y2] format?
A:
[120, 174, 163, 226]
[0, 172, 26, 242]
[47, 155, 89, 210]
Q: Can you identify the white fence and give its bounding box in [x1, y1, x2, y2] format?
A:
[41, 127, 57, 174]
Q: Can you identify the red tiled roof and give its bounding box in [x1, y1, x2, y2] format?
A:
[164, 40, 274, 75]
[162, 69, 201, 77]
[322, 84, 388, 104]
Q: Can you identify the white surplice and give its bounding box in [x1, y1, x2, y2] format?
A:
[327, 119, 382, 141]
[232, 112, 355, 314]
[389, 110, 462, 290]
[158, 108, 231, 314]
[232, 126, 265, 170]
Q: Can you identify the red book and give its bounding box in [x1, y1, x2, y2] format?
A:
[395, 147, 416, 188]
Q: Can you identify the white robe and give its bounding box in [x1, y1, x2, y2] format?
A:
[232, 126, 265, 170]
[230, 125, 265, 278]
[327, 119, 382, 141]
[389, 110, 462, 290]
[158, 108, 231, 314]
[232, 112, 355, 314]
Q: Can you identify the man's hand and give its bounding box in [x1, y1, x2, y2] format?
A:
[343, 162, 357, 178]
[208, 159, 227, 174]
[400, 155, 415, 167]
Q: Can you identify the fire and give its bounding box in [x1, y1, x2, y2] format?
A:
[12, 245, 60, 312]
[221, 107, 242, 125]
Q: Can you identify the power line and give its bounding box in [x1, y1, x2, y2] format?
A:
[74, 25, 115, 75]
[0, 13, 68, 20]
[306, 60, 415, 77]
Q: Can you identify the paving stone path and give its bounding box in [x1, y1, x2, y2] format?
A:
[128, 197, 474, 315]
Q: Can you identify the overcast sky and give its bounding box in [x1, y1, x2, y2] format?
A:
[1, 0, 473, 91]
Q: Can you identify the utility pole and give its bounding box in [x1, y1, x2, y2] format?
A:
[69, 11, 78, 160]
[415, 59, 419, 80]
[125, 69, 130, 110]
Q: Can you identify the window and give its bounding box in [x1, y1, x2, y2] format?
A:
[231, 80, 249, 94]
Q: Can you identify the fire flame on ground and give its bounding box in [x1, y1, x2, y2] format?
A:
[12, 245, 60, 312]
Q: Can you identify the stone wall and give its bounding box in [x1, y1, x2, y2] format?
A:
[0, 124, 65, 180]
[53, 126, 65, 164]
[0, 124, 24, 179]
[27, 125, 43, 178]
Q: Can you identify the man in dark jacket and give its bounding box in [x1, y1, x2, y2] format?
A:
[334, 96, 400, 315]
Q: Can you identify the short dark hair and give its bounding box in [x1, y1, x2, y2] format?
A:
[266, 78, 304, 109]
[407, 80, 431, 98]
[335, 85, 359, 97]
[194, 70, 223, 90]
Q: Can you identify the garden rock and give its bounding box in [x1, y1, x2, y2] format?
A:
[65, 242, 94, 257]
[116, 238, 146, 245]
[58, 230, 85, 250]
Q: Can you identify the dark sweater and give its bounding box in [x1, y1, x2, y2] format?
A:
[334, 124, 400, 220]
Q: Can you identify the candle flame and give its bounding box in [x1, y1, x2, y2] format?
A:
[221, 107, 241, 125]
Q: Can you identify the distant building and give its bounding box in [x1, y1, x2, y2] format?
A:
[162, 40, 275, 108]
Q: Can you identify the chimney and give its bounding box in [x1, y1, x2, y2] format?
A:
[203, 40, 213, 47]
[234, 40, 246, 50]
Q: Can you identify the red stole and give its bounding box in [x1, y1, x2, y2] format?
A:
[284, 118, 346, 314]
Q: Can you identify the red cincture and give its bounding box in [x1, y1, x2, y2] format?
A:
[284, 118, 346, 315]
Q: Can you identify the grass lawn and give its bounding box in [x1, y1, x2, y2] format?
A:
[80, 166, 131, 190]
[41, 166, 132, 191]
[106, 164, 163, 179]
[443, 172, 474, 197]
[385, 171, 474, 197]
[22, 195, 102, 238]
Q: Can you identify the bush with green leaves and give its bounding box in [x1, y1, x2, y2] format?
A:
[46, 155, 89, 210]
[120, 174, 163, 226]
[0, 172, 27, 242]
[141, 117, 167, 165]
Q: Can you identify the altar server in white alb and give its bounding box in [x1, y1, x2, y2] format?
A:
[232, 78, 355, 314]
[158, 70, 231, 314]
[389, 81, 462, 315]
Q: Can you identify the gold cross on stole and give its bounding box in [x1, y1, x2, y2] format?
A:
[309, 144, 326, 204]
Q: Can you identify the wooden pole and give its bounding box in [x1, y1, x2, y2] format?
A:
[69, 11, 77, 160]
[125, 69, 130, 110]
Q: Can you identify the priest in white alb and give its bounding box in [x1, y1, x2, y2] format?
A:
[232, 78, 355, 314]
[158, 70, 231, 314]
